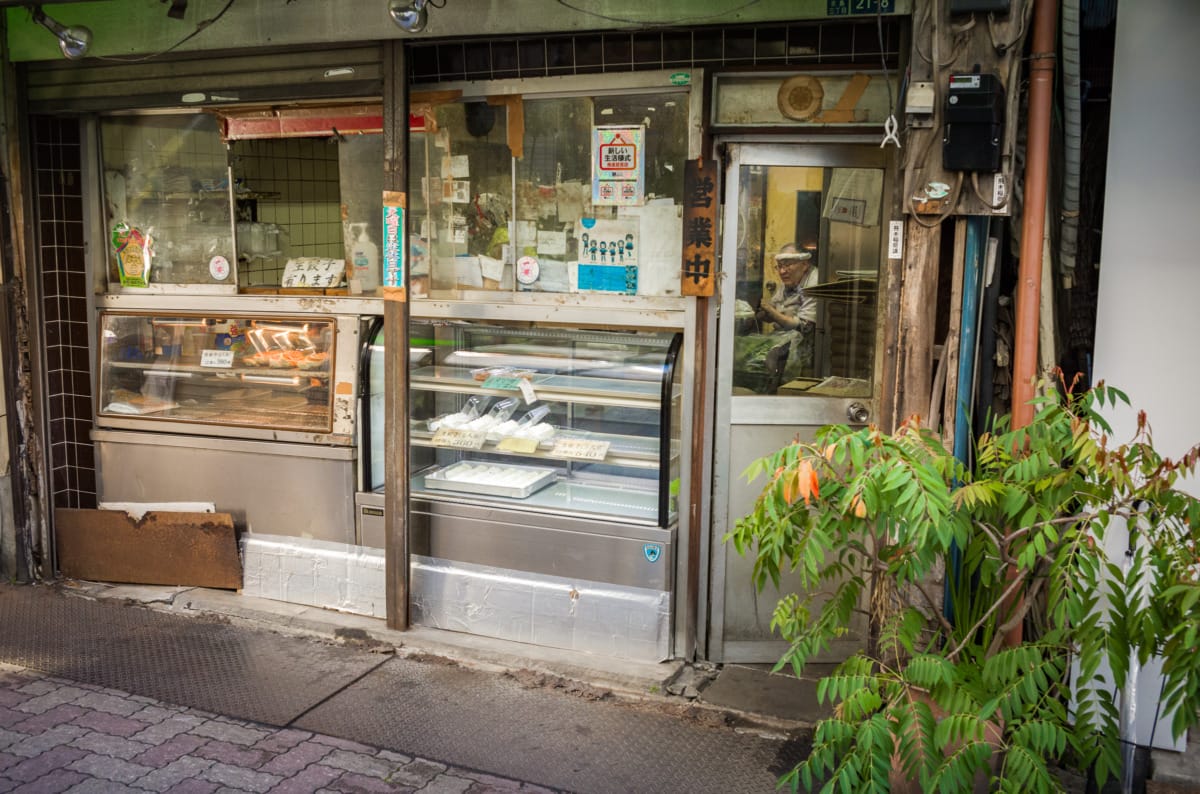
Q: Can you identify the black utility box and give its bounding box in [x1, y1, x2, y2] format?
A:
[948, 0, 1010, 12]
[942, 73, 1005, 172]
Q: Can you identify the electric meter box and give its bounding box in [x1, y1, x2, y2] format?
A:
[948, 0, 1010, 13]
[942, 73, 1005, 172]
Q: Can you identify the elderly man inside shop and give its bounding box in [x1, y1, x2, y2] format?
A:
[757, 243, 819, 387]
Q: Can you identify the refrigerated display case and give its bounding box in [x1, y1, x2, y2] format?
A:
[405, 318, 682, 659]
[92, 309, 370, 543]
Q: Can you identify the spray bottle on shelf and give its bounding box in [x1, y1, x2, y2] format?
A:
[350, 223, 379, 292]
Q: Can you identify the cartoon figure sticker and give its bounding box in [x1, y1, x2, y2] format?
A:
[643, 544, 662, 563]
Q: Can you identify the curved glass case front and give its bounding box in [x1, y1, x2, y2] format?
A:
[409, 321, 682, 527]
[97, 312, 335, 434]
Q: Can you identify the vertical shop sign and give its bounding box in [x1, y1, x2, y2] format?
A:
[382, 191, 406, 298]
[592, 126, 645, 207]
[681, 160, 717, 297]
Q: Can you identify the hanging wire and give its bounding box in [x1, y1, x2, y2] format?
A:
[92, 0, 237, 63]
[875, 0, 901, 148]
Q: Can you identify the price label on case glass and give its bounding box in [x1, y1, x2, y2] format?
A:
[200, 349, 235, 368]
[548, 438, 610, 461]
[482, 376, 524, 391]
[431, 427, 487, 449]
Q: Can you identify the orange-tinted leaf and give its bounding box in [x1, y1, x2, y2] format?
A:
[795, 460, 814, 505]
[850, 493, 867, 518]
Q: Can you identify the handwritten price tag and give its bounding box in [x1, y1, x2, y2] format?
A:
[548, 438, 610, 461]
[200, 349, 235, 368]
[431, 427, 487, 449]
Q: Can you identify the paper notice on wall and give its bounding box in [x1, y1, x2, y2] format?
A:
[555, 180, 589, 220]
[281, 258, 346, 288]
[572, 263, 638, 295]
[536, 229, 567, 256]
[514, 220, 538, 252]
[575, 218, 637, 267]
[478, 255, 505, 282]
[592, 125, 645, 207]
[449, 155, 470, 178]
[536, 259, 569, 292]
[450, 180, 471, 203]
[453, 256, 483, 288]
[619, 202, 682, 296]
[823, 168, 883, 227]
[451, 213, 468, 244]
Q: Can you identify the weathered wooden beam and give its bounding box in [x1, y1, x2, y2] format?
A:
[383, 41, 410, 631]
[893, 219, 941, 426]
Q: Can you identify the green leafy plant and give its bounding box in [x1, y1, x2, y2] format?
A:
[728, 378, 1200, 793]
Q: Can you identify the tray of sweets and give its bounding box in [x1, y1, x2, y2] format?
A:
[423, 462, 557, 499]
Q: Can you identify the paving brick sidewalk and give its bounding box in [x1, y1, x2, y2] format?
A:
[0, 663, 557, 794]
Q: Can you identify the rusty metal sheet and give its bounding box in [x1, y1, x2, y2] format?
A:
[55, 509, 241, 590]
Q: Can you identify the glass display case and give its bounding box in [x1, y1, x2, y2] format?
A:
[409, 321, 683, 528]
[97, 312, 355, 440]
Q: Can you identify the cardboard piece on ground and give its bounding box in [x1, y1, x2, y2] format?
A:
[55, 508, 242, 590]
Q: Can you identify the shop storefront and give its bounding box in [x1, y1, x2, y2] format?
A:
[6, 6, 909, 666]
[401, 71, 701, 660]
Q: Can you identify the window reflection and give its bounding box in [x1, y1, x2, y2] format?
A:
[732, 164, 881, 397]
[408, 91, 689, 297]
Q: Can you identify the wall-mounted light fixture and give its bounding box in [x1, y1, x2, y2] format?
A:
[30, 5, 92, 60]
[388, 0, 429, 33]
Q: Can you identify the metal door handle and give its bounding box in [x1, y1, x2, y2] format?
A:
[847, 402, 869, 423]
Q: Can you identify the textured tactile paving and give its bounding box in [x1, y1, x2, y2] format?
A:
[0, 583, 384, 726]
[296, 658, 808, 794]
[0, 583, 807, 793]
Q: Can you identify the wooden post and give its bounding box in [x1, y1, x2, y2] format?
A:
[893, 220, 941, 426]
[383, 41, 410, 631]
[940, 218, 968, 446]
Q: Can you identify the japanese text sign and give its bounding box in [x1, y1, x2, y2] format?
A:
[681, 160, 717, 296]
[592, 126, 645, 207]
[382, 191, 406, 298]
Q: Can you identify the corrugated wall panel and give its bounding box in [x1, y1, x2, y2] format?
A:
[22, 45, 384, 113]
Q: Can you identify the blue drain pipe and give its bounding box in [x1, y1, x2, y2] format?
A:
[944, 216, 990, 625]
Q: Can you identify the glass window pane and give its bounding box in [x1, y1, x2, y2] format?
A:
[731, 164, 880, 397]
[100, 114, 235, 286]
[515, 93, 688, 295]
[229, 137, 347, 289]
[408, 103, 511, 296]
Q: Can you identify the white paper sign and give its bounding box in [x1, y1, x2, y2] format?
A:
[449, 154, 470, 178]
[479, 255, 505, 282]
[888, 220, 904, 259]
[537, 229, 567, 256]
[200, 349, 234, 368]
[280, 258, 345, 288]
[519, 379, 538, 405]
